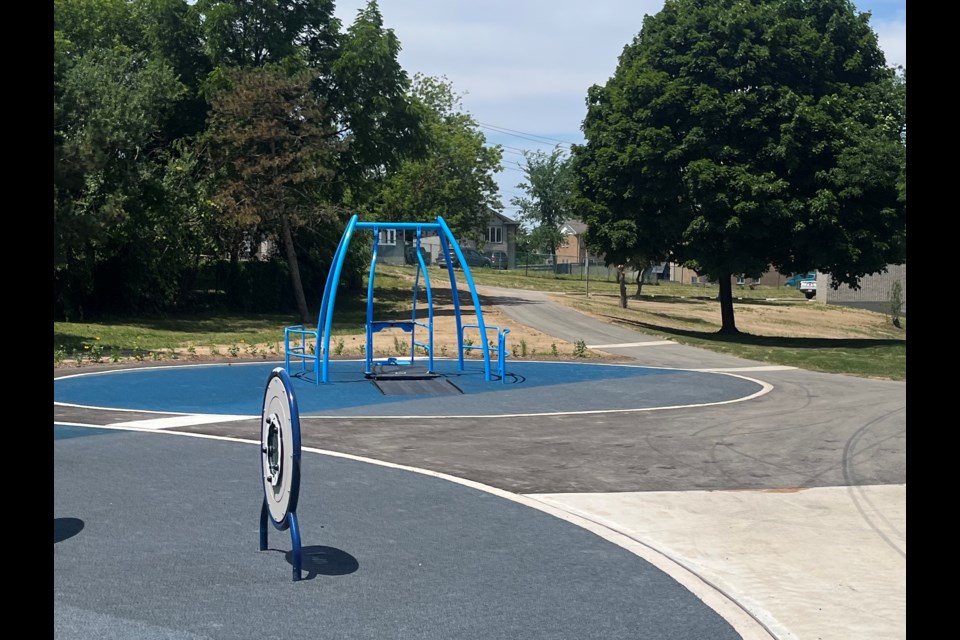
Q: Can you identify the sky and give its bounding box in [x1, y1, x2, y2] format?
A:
[333, 1, 907, 221]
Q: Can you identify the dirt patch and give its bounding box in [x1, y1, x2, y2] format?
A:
[552, 292, 905, 341]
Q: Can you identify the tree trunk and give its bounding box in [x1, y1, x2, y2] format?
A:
[279, 213, 311, 324]
[617, 264, 628, 308]
[717, 273, 739, 334]
[634, 268, 645, 299]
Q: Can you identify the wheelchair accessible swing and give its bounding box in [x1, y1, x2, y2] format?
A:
[284, 214, 510, 385]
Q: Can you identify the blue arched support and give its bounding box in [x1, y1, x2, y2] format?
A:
[284, 215, 500, 383]
[284, 214, 359, 384]
[436, 217, 492, 380]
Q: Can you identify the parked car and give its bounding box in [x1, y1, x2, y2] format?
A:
[483, 250, 508, 270]
[436, 246, 492, 269]
[784, 272, 817, 299]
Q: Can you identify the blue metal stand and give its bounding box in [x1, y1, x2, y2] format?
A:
[259, 367, 304, 582]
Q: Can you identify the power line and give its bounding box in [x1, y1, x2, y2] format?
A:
[478, 123, 576, 148]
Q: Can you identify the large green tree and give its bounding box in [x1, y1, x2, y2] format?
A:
[375, 74, 503, 243]
[572, 0, 906, 333]
[205, 64, 343, 323]
[195, 0, 426, 306]
[512, 148, 576, 268]
[54, 0, 207, 317]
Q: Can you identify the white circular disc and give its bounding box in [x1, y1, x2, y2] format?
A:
[261, 371, 300, 525]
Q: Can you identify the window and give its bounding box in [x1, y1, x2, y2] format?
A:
[378, 229, 396, 246]
[487, 226, 502, 244]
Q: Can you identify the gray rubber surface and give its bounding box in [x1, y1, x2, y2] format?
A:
[55, 426, 741, 640]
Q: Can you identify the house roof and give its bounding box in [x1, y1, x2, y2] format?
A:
[490, 210, 520, 226]
[560, 219, 587, 235]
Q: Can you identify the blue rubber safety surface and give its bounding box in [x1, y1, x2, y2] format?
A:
[53, 359, 764, 417]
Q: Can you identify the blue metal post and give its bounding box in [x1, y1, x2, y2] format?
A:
[365, 228, 380, 375]
[320, 215, 359, 383]
[437, 216, 492, 381]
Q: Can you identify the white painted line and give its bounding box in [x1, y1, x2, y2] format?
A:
[690, 366, 797, 372]
[587, 340, 677, 348]
[110, 414, 252, 430]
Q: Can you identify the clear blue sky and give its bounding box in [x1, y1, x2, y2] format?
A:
[333, 1, 906, 220]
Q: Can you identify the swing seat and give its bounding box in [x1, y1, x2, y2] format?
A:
[366, 358, 439, 380]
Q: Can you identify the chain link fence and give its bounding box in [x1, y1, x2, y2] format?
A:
[513, 252, 674, 283]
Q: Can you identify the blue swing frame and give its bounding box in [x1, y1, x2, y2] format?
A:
[284, 214, 508, 384]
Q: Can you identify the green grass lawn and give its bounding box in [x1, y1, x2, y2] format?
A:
[53, 265, 905, 380]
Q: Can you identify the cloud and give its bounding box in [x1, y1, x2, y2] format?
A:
[870, 16, 907, 68]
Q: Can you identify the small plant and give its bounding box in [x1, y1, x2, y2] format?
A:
[531, 348, 538, 356]
[228, 343, 240, 357]
[440, 344, 447, 356]
[269, 342, 278, 355]
[308, 342, 316, 355]
[520, 339, 528, 357]
[152, 350, 163, 361]
[464, 337, 474, 348]
[210, 345, 221, 356]
[74, 349, 84, 367]
[513, 344, 520, 357]
[888, 280, 903, 328]
[133, 337, 146, 361]
[334, 338, 345, 356]
[170, 349, 180, 360]
[90, 340, 104, 363]
[54, 345, 66, 366]
[551, 343, 559, 357]
[392, 336, 409, 355]
[574, 339, 587, 358]
[358, 344, 365, 356]
[187, 345, 198, 358]
[110, 350, 121, 363]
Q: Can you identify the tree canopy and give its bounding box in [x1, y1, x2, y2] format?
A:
[512, 147, 576, 265]
[375, 74, 503, 244]
[572, 0, 906, 333]
[53, 0, 446, 319]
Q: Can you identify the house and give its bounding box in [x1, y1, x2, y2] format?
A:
[406, 209, 520, 268]
[556, 219, 588, 268]
[816, 265, 906, 315]
[482, 210, 520, 268]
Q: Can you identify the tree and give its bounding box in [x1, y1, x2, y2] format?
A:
[205, 64, 343, 323]
[512, 147, 575, 268]
[375, 74, 503, 243]
[329, 1, 428, 204]
[572, 0, 906, 333]
[195, 0, 339, 70]
[54, 0, 201, 317]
